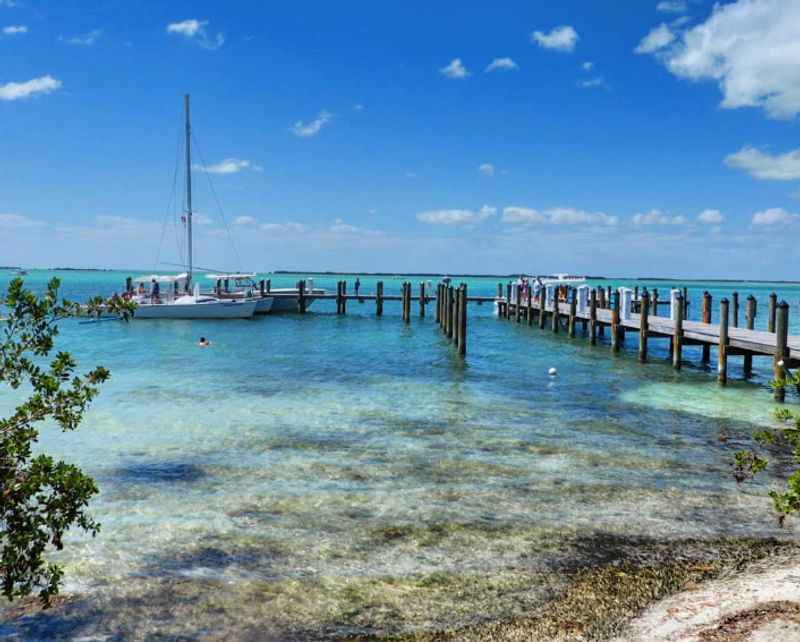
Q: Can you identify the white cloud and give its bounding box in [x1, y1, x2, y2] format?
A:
[329, 218, 383, 236]
[0, 75, 61, 101]
[194, 158, 259, 174]
[635, 23, 675, 54]
[657, 1, 687, 13]
[632, 209, 688, 225]
[417, 205, 495, 225]
[440, 58, 469, 79]
[697, 209, 724, 224]
[0, 1, 21, 6]
[478, 163, 495, 176]
[725, 146, 800, 181]
[578, 77, 608, 90]
[63, 29, 102, 46]
[260, 222, 309, 234]
[657, 0, 800, 119]
[0, 213, 43, 228]
[2, 25, 26, 35]
[582, 61, 594, 71]
[502, 206, 617, 226]
[752, 207, 799, 226]
[166, 19, 224, 50]
[233, 216, 257, 226]
[292, 111, 332, 138]
[531, 26, 578, 52]
[353, 103, 364, 111]
[485, 57, 518, 72]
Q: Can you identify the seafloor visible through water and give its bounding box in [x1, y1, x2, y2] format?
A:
[1, 270, 799, 640]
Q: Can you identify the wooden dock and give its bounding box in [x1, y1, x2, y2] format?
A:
[134, 275, 798, 399]
[495, 285, 796, 401]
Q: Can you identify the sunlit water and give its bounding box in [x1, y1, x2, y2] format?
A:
[1, 270, 799, 639]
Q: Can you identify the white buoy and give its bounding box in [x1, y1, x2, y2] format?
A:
[548, 367, 557, 376]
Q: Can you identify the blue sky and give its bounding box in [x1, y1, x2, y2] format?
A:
[1, 0, 799, 278]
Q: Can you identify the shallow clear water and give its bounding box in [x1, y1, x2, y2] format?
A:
[1, 270, 799, 639]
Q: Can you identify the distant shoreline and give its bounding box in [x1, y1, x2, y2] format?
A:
[4, 267, 800, 285]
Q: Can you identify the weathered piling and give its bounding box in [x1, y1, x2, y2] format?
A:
[673, 293, 684, 370]
[718, 298, 729, 385]
[341, 281, 347, 314]
[744, 295, 756, 376]
[497, 282, 503, 299]
[515, 285, 522, 323]
[459, 284, 468, 356]
[403, 282, 411, 323]
[768, 292, 777, 333]
[377, 281, 384, 317]
[526, 287, 533, 326]
[419, 282, 426, 318]
[774, 301, 789, 402]
[568, 293, 577, 338]
[447, 286, 455, 339]
[732, 291, 739, 328]
[539, 290, 546, 329]
[597, 288, 606, 337]
[336, 281, 343, 314]
[652, 289, 659, 319]
[551, 293, 559, 333]
[639, 292, 649, 362]
[589, 289, 598, 345]
[505, 283, 512, 320]
[611, 289, 621, 352]
[702, 292, 711, 362]
[297, 280, 306, 314]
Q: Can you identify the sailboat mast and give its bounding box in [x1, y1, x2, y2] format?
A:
[184, 94, 193, 288]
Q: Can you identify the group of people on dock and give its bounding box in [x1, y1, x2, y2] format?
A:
[513, 276, 570, 305]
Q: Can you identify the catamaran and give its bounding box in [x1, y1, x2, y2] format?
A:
[131, 95, 257, 320]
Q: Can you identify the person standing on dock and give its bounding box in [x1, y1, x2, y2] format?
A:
[150, 278, 160, 304]
[355, 277, 361, 296]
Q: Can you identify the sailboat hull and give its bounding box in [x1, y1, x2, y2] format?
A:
[133, 299, 257, 319]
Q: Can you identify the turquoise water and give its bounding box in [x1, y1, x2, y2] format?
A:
[1, 269, 799, 639]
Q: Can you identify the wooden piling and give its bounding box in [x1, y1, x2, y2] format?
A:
[459, 284, 467, 356]
[673, 293, 684, 369]
[611, 289, 621, 352]
[526, 286, 533, 326]
[447, 286, 455, 339]
[403, 283, 411, 323]
[744, 295, 756, 377]
[774, 301, 789, 402]
[568, 292, 577, 338]
[335, 281, 342, 314]
[732, 291, 739, 328]
[768, 292, 777, 333]
[515, 285, 521, 323]
[701, 291, 711, 362]
[551, 293, 559, 333]
[538, 289, 546, 329]
[497, 282, 503, 299]
[606, 286, 612, 307]
[259, 279, 266, 297]
[652, 288, 659, 317]
[505, 283, 512, 320]
[419, 282, 426, 318]
[375, 281, 384, 317]
[634, 285, 639, 301]
[597, 288, 606, 337]
[638, 292, 649, 362]
[589, 289, 598, 345]
[297, 280, 306, 314]
[341, 281, 347, 314]
[682, 287, 688, 316]
[718, 298, 729, 384]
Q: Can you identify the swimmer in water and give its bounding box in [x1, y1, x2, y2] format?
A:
[197, 337, 211, 347]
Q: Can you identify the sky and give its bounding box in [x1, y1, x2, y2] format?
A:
[1, 0, 800, 278]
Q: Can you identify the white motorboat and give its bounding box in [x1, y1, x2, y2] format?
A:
[129, 96, 257, 320]
[205, 273, 273, 314]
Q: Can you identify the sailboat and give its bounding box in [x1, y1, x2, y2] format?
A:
[132, 95, 257, 320]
